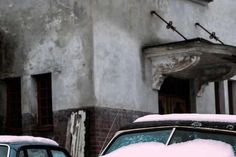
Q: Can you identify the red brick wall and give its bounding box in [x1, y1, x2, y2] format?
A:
[86, 107, 149, 157]
[19, 107, 150, 157]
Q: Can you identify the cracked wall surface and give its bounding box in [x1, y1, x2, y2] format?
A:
[0, 0, 236, 120]
[0, 0, 95, 113]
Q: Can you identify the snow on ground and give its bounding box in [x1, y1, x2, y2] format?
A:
[134, 114, 236, 123]
[0, 136, 58, 146]
[101, 139, 235, 157]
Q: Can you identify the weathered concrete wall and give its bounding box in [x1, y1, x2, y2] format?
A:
[196, 83, 215, 113]
[0, 0, 95, 113]
[93, 0, 164, 112]
[1, 0, 236, 155]
[1, 0, 236, 133]
[93, 0, 236, 112]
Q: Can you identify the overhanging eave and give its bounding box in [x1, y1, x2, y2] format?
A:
[144, 38, 236, 90]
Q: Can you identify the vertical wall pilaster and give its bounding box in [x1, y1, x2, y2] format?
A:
[21, 75, 37, 134]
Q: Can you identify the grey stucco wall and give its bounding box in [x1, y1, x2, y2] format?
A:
[93, 0, 162, 112]
[0, 0, 94, 112]
[196, 83, 215, 113]
[92, 0, 236, 112]
[1, 0, 236, 114]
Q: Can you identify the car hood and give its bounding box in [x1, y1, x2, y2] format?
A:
[101, 139, 234, 157]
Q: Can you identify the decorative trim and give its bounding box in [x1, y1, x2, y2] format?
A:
[151, 55, 200, 90]
[144, 38, 236, 91]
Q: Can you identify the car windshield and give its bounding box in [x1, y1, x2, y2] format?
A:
[0, 145, 9, 157]
[169, 128, 236, 154]
[104, 129, 172, 154]
[103, 127, 236, 155]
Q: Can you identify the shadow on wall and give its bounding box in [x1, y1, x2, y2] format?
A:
[0, 29, 18, 75]
[0, 115, 3, 133]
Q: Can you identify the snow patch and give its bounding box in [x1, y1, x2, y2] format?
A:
[0, 136, 58, 146]
[134, 114, 236, 123]
[101, 139, 235, 157]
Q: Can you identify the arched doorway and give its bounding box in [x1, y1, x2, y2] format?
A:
[159, 77, 190, 114]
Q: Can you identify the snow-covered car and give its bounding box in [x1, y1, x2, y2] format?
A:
[100, 114, 236, 157]
[0, 136, 71, 157]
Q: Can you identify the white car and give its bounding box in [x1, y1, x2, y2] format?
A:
[100, 114, 236, 157]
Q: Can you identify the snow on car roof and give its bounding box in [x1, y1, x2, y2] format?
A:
[134, 114, 236, 123]
[101, 139, 235, 157]
[0, 136, 58, 146]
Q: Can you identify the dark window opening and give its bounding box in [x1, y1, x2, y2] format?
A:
[34, 73, 53, 129]
[228, 81, 233, 115]
[159, 77, 190, 114]
[5, 77, 22, 134]
[214, 81, 225, 114]
[228, 80, 236, 115]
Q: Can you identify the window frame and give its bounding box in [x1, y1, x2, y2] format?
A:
[5, 77, 22, 134]
[33, 73, 53, 130]
[0, 144, 10, 157]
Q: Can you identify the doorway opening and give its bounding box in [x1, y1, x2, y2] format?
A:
[5, 77, 22, 134]
[159, 77, 190, 114]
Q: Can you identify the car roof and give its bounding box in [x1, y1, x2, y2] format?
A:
[0, 136, 58, 147]
[134, 114, 236, 123]
[120, 114, 236, 132]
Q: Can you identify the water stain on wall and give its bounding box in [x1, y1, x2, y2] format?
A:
[0, 29, 18, 75]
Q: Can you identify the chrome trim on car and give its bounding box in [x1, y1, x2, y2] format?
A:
[0, 144, 10, 157]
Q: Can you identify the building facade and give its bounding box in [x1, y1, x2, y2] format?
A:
[1, 0, 236, 156]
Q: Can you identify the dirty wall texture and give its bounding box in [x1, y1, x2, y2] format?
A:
[0, 0, 236, 155]
[0, 0, 94, 112]
[93, 0, 163, 113]
[1, 0, 236, 114]
[1, 0, 236, 117]
[93, 0, 236, 112]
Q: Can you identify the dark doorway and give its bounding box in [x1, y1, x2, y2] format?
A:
[5, 77, 22, 134]
[159, 77, 190, 114]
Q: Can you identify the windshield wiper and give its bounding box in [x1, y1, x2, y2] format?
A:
[166, 128, 176, 145]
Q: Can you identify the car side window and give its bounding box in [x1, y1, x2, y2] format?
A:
[0, 145, 8, 157]
[51, 150, 67, 157]
[27, 149, 48, 157]
[19, 150, 25, 157]
[18, 147, 70, 157]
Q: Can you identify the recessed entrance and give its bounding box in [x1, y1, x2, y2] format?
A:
[159, 77, 190, 114]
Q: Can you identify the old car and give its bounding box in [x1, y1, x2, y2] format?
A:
[100, 114, 236, 157]
[0, 136, 71, 157]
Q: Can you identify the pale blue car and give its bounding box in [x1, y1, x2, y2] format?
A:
[0, 136, 71, 157]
